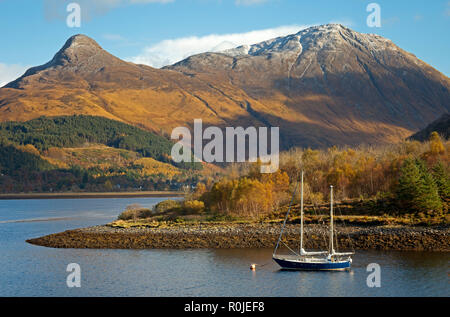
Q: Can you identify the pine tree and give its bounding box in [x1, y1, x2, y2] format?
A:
[432, 162, 450, 201]
[396, 158, 442, 213]
[396, 158, 422, 212]
[417, 165, 442, 213]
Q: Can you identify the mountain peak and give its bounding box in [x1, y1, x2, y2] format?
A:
[299, 23, 348, 33]
[219, 24, 390, 58]
[60, 34, 102, 52]
[66, 34, 100, 45]
[50, 34, 104, 66]
[4, 34, 124, 88]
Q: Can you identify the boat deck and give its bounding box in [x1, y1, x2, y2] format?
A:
[272, 255, 351, 270]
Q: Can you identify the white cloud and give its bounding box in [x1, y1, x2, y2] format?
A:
[129, 25, 309, 68]
[0, 63, 29, 87]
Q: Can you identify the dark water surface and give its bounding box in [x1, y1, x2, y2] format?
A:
[0, 198, 448, 297]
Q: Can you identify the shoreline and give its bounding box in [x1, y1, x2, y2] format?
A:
[26, 223, 450, 251]
[0, 191, 183, 200]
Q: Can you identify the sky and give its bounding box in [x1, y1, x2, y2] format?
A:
[0, 0, 449, 86]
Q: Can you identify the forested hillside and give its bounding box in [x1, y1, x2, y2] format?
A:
[0, 115, 208, 193]
[0, 115, 175, 163]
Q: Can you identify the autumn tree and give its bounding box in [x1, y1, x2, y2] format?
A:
[429, 132, 445, 155]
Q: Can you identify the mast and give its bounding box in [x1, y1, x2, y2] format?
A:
[273, 173, 300, 256]
[300, 171, 304, 253]
[329, 185, 334, 255]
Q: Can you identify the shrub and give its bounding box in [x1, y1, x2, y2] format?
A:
[153, 199, 181, 214]
[183, 200, 205, 214]
[202, 177, 274, 217]
[118, 204, 153, 220]
[17, 144, 40, 156]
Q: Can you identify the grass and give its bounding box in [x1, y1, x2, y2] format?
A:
[111, 208, 449, 228]
[111, 197, 449, 229]
[117, 208, 153, 220]
[43, 144, 139, 169]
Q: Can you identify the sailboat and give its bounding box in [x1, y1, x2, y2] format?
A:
[272, 171, 354, 271]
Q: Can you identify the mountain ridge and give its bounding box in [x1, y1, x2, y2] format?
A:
[409, 113, 450, 141]
[1, 24, 449, 149]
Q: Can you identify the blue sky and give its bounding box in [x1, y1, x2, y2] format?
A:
[0, 0, 449, 85]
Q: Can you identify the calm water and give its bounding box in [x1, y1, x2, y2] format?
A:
[0, 198, 448, 297]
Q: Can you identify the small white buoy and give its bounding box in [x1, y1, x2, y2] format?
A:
[250, 264, 256, 270]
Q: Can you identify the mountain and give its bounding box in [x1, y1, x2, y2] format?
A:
[0, 34, 261, 137]
[1, 25, 449, 149]
[409, 113, 450, 141]
[167, 24, 450, 147]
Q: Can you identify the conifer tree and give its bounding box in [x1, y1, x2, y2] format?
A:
[396, 158, 422, 212]
[432, 161, 450, 201]
[396, 158, 442, 213]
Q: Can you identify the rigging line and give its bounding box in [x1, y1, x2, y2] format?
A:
[297, 171, 303, 254]
[336, 202, 355, 252]
[273, 171, 300, 256]
[311, 202, 329, 251]
[333, 198, 338, 251]
[281, 240, 300, 257]
[334, 202, 340, 251]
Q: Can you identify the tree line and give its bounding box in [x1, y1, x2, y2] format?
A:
[187, 132, 448, 221]
[0, 115, 199, 169]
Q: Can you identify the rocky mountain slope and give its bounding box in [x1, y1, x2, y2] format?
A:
[1, 24, 449, 149]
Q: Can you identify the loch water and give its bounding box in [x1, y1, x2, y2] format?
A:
[0, 198, 448, 297]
